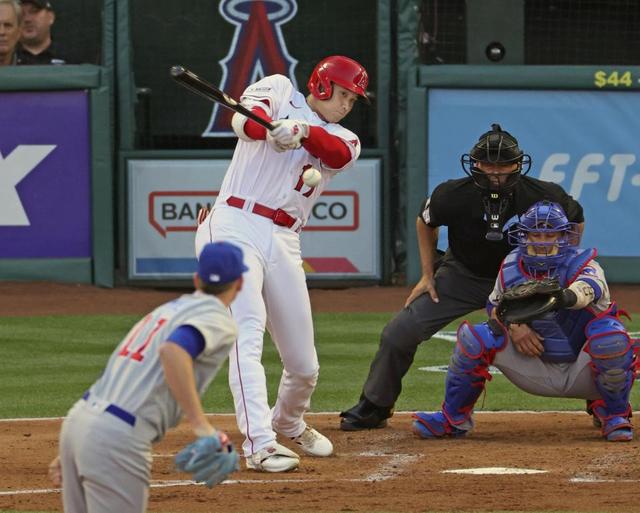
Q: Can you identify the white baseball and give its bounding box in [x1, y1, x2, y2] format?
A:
[302, 167, 321, 187]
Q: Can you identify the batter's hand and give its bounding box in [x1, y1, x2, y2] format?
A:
[267, 119, 310, 152]
[197, 207, 210, 225]
[508, 323, 544, 357]
[48, 455, 62, 487]
[405, 275, 439, 307]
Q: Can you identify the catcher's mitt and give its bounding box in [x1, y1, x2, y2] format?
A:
[175, 431, 239, 488]
[496, 278, 565, 324]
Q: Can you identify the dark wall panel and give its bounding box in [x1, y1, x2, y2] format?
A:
[130, 0, 377, 149]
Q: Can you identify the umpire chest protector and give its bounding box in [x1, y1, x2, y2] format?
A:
[499, 247, 597, 362]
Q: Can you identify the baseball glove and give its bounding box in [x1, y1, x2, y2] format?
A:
[175, 431, 240, 488]
[496, 278, 565, 324]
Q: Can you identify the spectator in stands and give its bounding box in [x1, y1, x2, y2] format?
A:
[17, 0, 67, 64]
[0, 0, 21, 65]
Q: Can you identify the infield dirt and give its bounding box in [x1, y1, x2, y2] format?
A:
[0, 282, 639, 512]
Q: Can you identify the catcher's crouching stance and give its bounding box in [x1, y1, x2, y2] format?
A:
[413, 201, 639, 442]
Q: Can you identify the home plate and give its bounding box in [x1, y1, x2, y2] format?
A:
[443, 467, 547, 475]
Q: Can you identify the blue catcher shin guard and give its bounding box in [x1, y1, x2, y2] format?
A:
[413, 320, 507, 439]
[584, 312, 638, 442]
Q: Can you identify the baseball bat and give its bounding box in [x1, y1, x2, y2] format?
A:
[170, 65, 275, 130]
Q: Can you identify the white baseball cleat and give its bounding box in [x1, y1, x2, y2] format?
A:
[291, 426, 333, 457]
[245, 442, 300, 472]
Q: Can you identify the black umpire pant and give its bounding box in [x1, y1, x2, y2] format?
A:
[363, 250, 496, 408]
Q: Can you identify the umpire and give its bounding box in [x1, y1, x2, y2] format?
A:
[340, 123, 585, 430]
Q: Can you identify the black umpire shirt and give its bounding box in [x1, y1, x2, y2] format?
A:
[421, 176, 584, 278]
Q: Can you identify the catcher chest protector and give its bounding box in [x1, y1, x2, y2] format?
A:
[441, 320, 508, 425]
[499, 247, 597, 362]
[583, 307, 638, 437]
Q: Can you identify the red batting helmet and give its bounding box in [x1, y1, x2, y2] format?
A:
[307, 55, 369, 102]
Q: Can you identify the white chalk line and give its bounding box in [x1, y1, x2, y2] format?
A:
[3, 449, 637, 497]
[570, 452, 640, 483]
[357, 453, 418, 482]
[0, 453, 417, 497]
[1, 410, 631, 423]
[432, 330, 640, 343]
[570, 477, 640, 483]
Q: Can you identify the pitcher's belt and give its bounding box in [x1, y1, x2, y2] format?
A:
[226, 196, 297, 229]
[82, 391, 136, 426]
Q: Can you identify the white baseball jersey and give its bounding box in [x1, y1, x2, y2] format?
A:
[215, 74, 361, 227]
[196, 73, 361, 459]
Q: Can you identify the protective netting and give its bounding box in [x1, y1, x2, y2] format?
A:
[525, 0, 640, 64]
[416, 0, 466, 65]
[417, 0, 640, 66]
[129, 0, 377, 150]
[37, 0, 102, 65]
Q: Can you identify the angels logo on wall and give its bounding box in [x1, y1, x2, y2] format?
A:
[202, 0, 299, 137]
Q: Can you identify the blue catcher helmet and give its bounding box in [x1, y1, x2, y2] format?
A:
[508, 201, 579, 276]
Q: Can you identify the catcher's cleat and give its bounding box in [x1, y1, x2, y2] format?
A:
[290, 426, 333, 457]
[339, 397, 392, 431]
[412, 411, 470, 439]
[586, 400, 602, 429]
[245, 443, 299, 472]
[602, 416, 633, 442]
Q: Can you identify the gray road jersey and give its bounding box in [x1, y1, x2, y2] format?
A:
[89, 291, 237, 442]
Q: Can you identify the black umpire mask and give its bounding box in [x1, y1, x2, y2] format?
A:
[461, 123, 532, 240]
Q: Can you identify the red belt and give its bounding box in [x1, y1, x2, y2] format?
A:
[226, 196, 297, 229]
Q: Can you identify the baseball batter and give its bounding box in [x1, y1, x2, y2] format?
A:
[48, 242, 248, 513]
[195, 55, 369, 472]
[413, 201, 637, 442]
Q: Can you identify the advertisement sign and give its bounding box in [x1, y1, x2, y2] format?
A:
[427, 89, 640, 256]
[128, 159, 380, 280]
[0, 91, 91, 258]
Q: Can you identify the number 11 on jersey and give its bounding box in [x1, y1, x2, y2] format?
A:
[118, 315, 167, 362]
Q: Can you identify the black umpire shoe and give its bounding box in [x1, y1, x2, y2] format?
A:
[339, 396, 393, 431]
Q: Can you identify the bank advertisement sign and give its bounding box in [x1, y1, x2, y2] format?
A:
[127, 159, 381, 280]
[0, 91, 91, 258]
[427, 89, 640, 256]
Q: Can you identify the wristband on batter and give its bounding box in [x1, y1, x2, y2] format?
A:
[231, 107, 272, 141]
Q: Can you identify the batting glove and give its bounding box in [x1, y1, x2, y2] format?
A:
[175, 431, 240, 488]
[267, 119, 310, 152]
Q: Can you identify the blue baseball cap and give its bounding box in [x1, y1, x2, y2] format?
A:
[197, 241, 248, 285]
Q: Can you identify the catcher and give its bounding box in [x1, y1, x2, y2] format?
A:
[48, 242, 247, 513]
[413, 201, 638, 442]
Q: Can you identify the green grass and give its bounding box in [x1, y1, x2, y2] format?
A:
[0, 311, 638, 418]
[0, 311, 638, 513]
